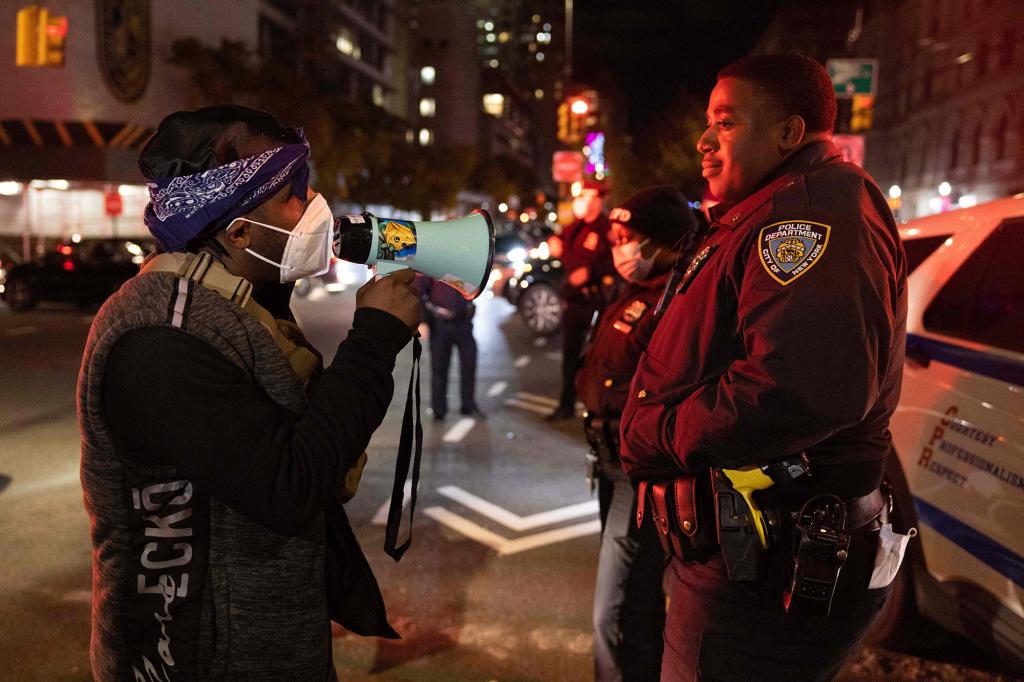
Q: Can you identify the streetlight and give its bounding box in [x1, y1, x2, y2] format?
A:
[938, 181, 952, 197]
[570, 97, 589, 115]
[888, 184, 902, 199]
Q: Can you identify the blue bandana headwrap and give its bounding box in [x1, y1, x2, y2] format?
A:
[143, 128, 311, 252]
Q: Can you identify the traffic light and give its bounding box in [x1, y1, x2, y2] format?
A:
[557, 101, 570, 143]
[16, 4, 67, 68]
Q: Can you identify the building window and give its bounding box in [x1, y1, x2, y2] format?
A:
[534, 89, 544, 99]
[418, 128, 433, 146]
[482, 93, 505, 116]
[372, 85, 386, 108]
[336, 29, 362, 60]
[420, 65, 436, 85]
[536, 31, 551, 44]
[992, 115, 1008, 161]
[419, 97, 436, 117]
[536, 52, 545, 62]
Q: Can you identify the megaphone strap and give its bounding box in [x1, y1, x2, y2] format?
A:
[384, 337, 423, 561]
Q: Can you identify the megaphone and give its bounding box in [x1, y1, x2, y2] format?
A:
[333, 210, 495, 300]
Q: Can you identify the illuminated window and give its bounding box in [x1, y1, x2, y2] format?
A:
[499, 31, 510, 43]
[419, 97, 436, 117]
[418, 128, 433, 146]
[484, 21, 494, 31]
[536, 52, 545, 62]
[405, 129, 415, 144]
[486, 33, 496, 43]
[482, 93, 505, 116]
[536, 31, 551, 44]
[372, 85, 386, 107]
[532, 14, 540, 23]
[488, 59, 499, 68]
[534, 89, 544, 99]
[420, 65, 436, 85]
[336, 29, 361, 60]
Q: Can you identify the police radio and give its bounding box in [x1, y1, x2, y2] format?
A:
[784, 494, 851, 617]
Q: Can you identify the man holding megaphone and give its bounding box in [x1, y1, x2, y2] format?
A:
[78, 105, 421, 680]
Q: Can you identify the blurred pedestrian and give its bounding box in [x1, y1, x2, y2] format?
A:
[576, 186, 703, 681]
[77, 105, 421, 680]
[547, 180, 614, 420]
[619, 54, 907, 680]
[415, 273, 484, 420]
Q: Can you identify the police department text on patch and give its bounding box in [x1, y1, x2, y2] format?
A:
[758, 220, 831, 286]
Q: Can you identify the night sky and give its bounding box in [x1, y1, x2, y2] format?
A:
[574, 1, 791, 133]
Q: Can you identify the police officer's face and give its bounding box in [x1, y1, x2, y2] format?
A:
[697, 77, 791, 203]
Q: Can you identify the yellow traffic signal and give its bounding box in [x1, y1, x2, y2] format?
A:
[16, 4, 66, 68]
[557, 101, 570, 143]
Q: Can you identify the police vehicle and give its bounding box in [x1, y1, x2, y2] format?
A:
[876, 195, 1023, 672]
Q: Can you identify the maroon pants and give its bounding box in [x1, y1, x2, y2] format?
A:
[661, 529, 889, 681]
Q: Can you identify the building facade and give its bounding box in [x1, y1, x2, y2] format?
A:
[853, 0, 1024, 219]
[0, 0, 407, 250]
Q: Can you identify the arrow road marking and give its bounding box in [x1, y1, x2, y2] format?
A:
[424, 506, 601, 556]
[442, 417, 476, 443]
[371, 479, 413, 525]
[515, 392, 558, 407]
[503, 391, 559, 415]
[437, 485, 598, 532]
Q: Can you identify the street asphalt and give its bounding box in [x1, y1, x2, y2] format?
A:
[0, 271, 1012, 681]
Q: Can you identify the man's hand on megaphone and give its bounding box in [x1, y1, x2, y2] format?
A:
[356, 268, 422, 331]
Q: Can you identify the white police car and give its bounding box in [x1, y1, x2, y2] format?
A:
[876, 195, 1023, 671]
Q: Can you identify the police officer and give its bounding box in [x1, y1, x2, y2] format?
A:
[619, 54, 907, 680]
[416, 273, 484, 420]
[576, 186, 702, 682]
[547, 181, 614, 420]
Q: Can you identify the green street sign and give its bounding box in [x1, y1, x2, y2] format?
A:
[826, 59, 878, 97]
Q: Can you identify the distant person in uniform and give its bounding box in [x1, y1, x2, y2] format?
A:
[619, 53, 907, 680]
[547, 181, 614, 420]
[416, 274, 484, 420]
[576, 186, 703, 682]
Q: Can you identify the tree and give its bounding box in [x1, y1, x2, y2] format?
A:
[168, 38, 476, 215]
[604, 93, 707, 203]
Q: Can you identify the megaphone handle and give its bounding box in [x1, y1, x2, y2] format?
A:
[373, 261, 409, 280]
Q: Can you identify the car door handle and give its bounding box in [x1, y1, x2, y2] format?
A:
[906, 343, 931, 368]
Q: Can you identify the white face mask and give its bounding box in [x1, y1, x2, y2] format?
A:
[231, 194, 335, 283]
[612, 238, 660, 282]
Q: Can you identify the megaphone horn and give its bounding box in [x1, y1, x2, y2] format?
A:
[334, 210, 496, 300]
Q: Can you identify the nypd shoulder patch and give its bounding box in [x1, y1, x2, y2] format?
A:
[757, 220, 831, 286]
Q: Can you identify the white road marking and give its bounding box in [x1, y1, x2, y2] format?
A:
[498, 520, 601, 556]
[424, 506, 600, 556]
[3, 468, 80, 499]
[442, 417, 476, 443]
[7, 325, 38, 336]
[513, 355, 531, 368]
[486, 381, 508, 398]
[503, 398, 550, 415]
[60, 590, 92, 603]
[424, 506, 508, 552]
[515, 392, 559, 407]
[437, 485, 598, 531]
[532, 337, 548, 348]
[371, 479, 413, 525]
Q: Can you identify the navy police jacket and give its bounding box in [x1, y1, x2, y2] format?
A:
[560, 213, 614, 305]
[576, 272, 670, 418]
[619, 141, 907, 497]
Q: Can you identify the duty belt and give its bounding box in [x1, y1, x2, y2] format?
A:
[583, 414, 620, 460]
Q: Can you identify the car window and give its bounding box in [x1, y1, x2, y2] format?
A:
[902, 235, 949, 274]
[923, 220, 1024, 353]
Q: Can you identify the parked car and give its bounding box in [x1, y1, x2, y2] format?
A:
[872, 196, 1023, 673]
[1, 238, 153, 311]
[504, 244, 565, 336]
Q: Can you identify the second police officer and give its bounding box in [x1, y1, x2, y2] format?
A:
[576, 186, 704, 682]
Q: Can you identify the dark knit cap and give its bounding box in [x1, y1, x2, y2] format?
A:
[609, 185, 698, 248]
